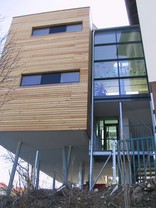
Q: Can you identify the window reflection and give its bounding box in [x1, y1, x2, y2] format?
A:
[95, 32, 116, 44]
[119, 60, 146, 77]
[94, 26, 149, 98]
[120, 78, 148, 95]
[94, 61, 118, 78]
[94, 80, 119, 96]
[117, 43, 143, 59]
[117, 30, 141, 43]
[95, 45, 117, 60]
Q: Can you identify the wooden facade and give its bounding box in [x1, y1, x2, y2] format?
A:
[0, 7, 91, 131]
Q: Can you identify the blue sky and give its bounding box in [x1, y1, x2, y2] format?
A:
[0, 0, 129, 185]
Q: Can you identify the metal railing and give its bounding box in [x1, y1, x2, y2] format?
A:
[117, 137, 156, 183]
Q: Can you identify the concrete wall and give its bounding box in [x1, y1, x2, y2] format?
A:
[136, 0, 156, 83]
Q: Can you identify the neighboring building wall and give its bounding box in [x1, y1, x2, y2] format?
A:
[136, 0, 156, 83]
[135, 0, 156, 128]
[0, 7, 91, 131]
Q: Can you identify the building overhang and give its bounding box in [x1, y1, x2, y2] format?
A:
[0, 130, 89, 182]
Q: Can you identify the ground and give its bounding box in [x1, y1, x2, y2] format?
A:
[1, 179, 156, 207]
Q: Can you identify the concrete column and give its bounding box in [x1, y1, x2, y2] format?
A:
[7, 142, 22, 196]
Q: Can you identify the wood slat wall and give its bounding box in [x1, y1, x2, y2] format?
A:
[0, 7, 91, 131]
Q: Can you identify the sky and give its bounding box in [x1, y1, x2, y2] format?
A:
[0, 0, 129, 187]
[0, 0, 129, 34]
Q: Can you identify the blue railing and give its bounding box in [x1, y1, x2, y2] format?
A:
[117, 137, 156, 183]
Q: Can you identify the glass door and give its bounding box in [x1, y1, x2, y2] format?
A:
[104, 125, 118, 150]
[96, 118, 118, 150]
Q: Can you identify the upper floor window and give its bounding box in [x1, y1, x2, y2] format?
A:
[21, 71, 80, 86]
[93, 26, 149, 98]
[32, 23, 82, 36]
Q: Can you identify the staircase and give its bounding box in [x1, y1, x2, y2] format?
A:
[117, 137, 156, 184]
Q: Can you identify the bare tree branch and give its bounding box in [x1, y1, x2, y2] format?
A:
[0, 30, 21, 108]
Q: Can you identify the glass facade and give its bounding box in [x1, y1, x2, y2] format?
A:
[94, 26, 149, 98]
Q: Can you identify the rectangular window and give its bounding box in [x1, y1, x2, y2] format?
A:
[119, 60, 146, 77]
[95, 32, 116, 45]
[32, 23, 82, 36]
[94, 61, 118, 78]
[95, 45, 117, 60]
[32, 28, 50, 36]
[117, 29, 141, 43]
[94, 80, 119, 96]
[120, 78, 148, 95]
[117, 43, 143, 59]
[66, 24, 82, 32]
[21, 71, 80, 86]
[21, 75, 42, 86]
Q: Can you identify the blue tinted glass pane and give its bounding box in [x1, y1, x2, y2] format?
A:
[94, 61, 118, 78]
[117, 29, 141, 42]
[41, 73, 61, 84]
[49, 26, 66, 34]
[66, 24, 82, 32]
[95, 32, 116, 44]
[21, 75, 41, 86]
[61, 72, 80, 83]
[95, 45, 117, 60]
[118, 43, 143, 59]
[119, 60, 146, 77]
[120, 78, 148, 95]
[32, 28, 49, 36]
[94, 80, 119, 96]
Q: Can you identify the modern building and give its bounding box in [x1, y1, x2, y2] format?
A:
[0, 2, 155, 194]
[0, 7, 92, 193]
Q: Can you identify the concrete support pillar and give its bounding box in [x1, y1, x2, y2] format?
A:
[62, 146, 72, 184]
[7, 142, 22, 196]
[78, 161, 85, 189]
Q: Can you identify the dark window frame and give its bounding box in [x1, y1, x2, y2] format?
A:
[20, 71, 80, 87]
[32, 22, 83, 36]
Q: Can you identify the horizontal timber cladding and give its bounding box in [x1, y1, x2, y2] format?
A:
[0, 7, 91, 131]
